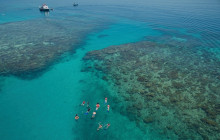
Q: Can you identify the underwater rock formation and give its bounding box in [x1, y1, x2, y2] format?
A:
[0, 17, 106, 79]
[82, 40, 220, 139]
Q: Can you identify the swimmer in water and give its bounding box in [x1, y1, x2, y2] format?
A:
[87, 101, 90, 108]
[105, 97, 107, 103]
[75, 114, 79, 120]
[91, 112, 96, 119]
[104, 123, 110, 129]
[96, 103, 100, 110]
[97, 122, 103, 131]
[85, 108, 91, 114]
[81, 101, 85, 106]
[107, 105, 110, 112]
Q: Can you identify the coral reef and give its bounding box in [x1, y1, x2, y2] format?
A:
[82, 39, 220, 139]
[0, 17, 107, 79]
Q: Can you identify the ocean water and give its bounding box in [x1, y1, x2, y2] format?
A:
[0, 0, 220, 140]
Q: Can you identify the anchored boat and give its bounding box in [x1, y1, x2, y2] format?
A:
[39, 4, 50, 11]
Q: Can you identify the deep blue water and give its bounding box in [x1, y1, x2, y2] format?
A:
[0, 0, 220, 139]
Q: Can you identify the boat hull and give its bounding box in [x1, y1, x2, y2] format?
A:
[39, 8, 50, 11]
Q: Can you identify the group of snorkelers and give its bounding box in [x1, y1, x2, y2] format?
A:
[75, 97, 111, 131]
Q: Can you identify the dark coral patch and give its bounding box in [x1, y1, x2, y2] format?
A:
[82, 40, 220, 139]
[0, 17, 107, 79]
[143, 116, 154, 123]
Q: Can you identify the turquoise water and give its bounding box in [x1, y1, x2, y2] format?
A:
[0, 0, 220, 139]
[0, 18, 161, 139]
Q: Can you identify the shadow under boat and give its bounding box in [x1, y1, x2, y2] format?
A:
[73, 3, 78, 7]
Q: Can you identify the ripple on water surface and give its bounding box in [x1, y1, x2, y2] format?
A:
[0, 0, 220, 139]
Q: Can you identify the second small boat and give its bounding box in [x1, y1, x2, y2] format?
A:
[73, 3, 78, 7]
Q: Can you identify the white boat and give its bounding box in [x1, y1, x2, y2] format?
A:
[39, 4, 50, 11]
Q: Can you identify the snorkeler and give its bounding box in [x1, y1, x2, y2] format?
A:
[96, 103, 100, 110]
[107, 105, 110, 112]
[85, 108, 91, 115]
[105, 97, 107, 103]
[75, 114, 79, 120]
[81, 101, 85, 106]
[91, 112, 96, 119]
[87, 101, 90, 108]
[97, 122, 103, 131]
[104, 123, 110, 129]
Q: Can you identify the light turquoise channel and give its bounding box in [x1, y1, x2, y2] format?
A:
[0, 19, 161, 140]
